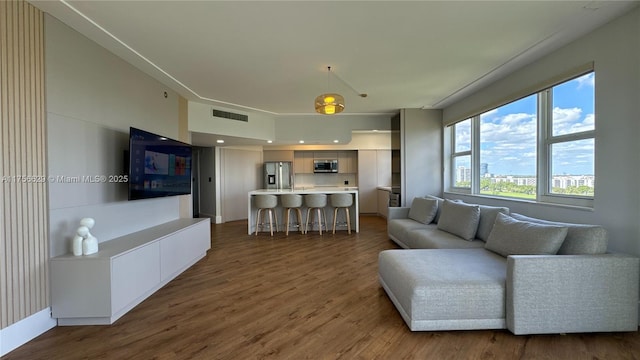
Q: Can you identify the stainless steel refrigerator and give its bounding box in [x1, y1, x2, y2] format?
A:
[264, 161, 293, 190]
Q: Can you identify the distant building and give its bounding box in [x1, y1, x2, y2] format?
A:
[480, 163, 488, 176]
[458, 166, 593, 189]
[456, 166, 471, 183]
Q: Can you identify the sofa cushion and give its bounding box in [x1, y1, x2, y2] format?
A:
[378, 248, 507, 331]
[388, 219, 432, 248]
[437, 200, 480, 241]
[409, 227, 486, 249]
[424, 195, 445, 223]
[476, 205, 510, 242]
[485, 213, 568, 257]
[408, 197, 438, 224]
[509, 213, 608, 255]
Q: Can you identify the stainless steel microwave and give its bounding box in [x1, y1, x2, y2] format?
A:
[313, 159, 338, 173]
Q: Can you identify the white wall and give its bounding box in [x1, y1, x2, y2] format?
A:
[266, 131, 392, 151]
[274, 114, 392, 144]
[46, 16, 185, 257]
[189, 101, 276, 141]
[442, 8, 640, 256]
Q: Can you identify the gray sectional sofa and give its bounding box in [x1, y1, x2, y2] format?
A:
[379, 196, 640, 334]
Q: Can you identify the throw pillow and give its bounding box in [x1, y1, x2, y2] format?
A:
[408, 197, 438, 224]
[510, 213, 608, 255]
[424, 195, 445, 223]
[436, 199, 480, 241]
[485, 213, 568, 257]
[476, 205, 510, 242]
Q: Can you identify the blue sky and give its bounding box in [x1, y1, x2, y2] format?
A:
[457, 72, 595, 176]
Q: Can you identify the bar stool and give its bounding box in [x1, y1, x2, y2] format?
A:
[330, 193, 353, 234]
[304, 194, 328, 235]
[281, 193, 304, 235]
[254, 194, 278, 236]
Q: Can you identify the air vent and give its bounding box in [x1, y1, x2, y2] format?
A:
[212, 109, 248, 122]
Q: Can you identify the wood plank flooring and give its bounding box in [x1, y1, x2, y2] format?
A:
[3, 216, 640, 359]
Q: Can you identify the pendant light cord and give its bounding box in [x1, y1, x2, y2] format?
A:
[326, 66, 367, 98]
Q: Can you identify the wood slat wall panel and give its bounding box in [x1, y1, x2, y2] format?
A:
[0, 0, 47, 329]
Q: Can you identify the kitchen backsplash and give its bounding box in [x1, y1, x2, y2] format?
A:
[294, 173, 357, 188]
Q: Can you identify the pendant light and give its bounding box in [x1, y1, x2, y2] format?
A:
[315, 66, 345, 115]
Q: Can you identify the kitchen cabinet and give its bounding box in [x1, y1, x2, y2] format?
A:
[358, 150, 392, 214]
[294, 151, 313, 173]
[358, 150, 378, 213]
[264, 150, 294, 162]
[377, 150, 391, 186]
[314, 151, 338, 160]
[338, 151, 357, 174]
[377, 188, 391, 218]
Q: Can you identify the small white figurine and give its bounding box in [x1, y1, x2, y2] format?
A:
[72, 227, 87, 256]
[72, 218, 99, 256]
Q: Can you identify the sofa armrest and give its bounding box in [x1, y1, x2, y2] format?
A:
[387, 207, 410, 220]
[506, 254, 639, 335]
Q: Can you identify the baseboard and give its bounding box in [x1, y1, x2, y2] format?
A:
[0, 307, 57, 357]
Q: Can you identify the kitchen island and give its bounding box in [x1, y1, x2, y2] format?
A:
[247, 188, 359, 234]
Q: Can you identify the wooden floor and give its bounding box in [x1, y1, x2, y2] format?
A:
[4, 216, 640, 360]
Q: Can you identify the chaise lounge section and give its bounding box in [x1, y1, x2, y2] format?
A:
[379, 196, 640, 334]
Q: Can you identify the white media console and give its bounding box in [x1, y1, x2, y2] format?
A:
[50, 218, 211, 326]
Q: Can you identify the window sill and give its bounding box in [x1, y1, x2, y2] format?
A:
[443, 191, 595, 212]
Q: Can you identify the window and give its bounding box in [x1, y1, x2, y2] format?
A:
[545, 73, 595, 197]
[479, 94, 537, 199]
[448, 71, 595, 206]
[451, 119, 471, 188]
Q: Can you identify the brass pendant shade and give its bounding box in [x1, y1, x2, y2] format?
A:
[315, 93, 345, 115]
[315, 66, 345, 115]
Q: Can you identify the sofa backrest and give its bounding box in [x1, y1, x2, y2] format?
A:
[510, 213, 608, 255]
[476, 205, 510, 242]
[424, 195, 445, 223]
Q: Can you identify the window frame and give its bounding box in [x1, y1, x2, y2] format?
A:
[447, 71, 595, 208]
[450, 119, 472, 192]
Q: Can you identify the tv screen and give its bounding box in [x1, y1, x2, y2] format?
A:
[128, 127, 192, 200]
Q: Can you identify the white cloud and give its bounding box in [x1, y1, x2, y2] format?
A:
[552, 107, 594, 135]
[576, 72, 595, 89]
[480, 111, 537, 175]
[480, 108, 498, 119]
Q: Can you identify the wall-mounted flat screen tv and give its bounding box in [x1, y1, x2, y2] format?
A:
[128, 127, 192, 200]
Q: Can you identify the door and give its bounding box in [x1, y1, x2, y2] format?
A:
[192, 148, 200, 217]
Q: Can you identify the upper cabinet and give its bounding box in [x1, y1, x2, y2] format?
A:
[293, 151, 313, 174]
[338, 151, 357, 174]
[263, 150, 294, 162]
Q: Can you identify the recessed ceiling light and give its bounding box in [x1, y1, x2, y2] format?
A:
[216, 139, 224, 144]
[267, 140, 273, 144]
[333, 140, 339, 143]
[299, 140, 305, 144]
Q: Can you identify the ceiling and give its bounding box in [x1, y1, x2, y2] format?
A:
[32, 1, 638, 118]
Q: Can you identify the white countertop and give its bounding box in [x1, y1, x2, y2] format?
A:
[249, 187, 358, 195]
[377, 186, 401, 192]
